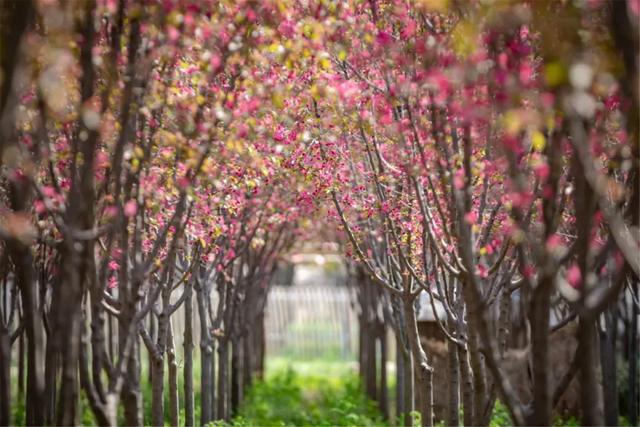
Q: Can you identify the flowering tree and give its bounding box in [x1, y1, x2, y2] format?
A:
[300, 1, 638, 426]
[0, 0, 638, 426]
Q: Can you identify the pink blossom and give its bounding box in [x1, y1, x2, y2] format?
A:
[108, 260, 120, 271]
[177, 177, 191, 189]
[464, 211, 478, 225]
[401, 20, 416, 39]
[108, 276, 118, 289]
[278, 20, 296, 38]
[476, 264, 488, 278]
[376, 31, 393, 46]
[453, 170, 465, 190]
[41, 186, 57, 198]
[34, 200, 46, 215]
[210, 55, 222, 72]
[566, 264, 582, 288]
[545, 234, 563, 251]
[168, 26, 180, 41]
[523, 265, 536, 279]
[533, 162, 550, 180]
[124, 200, 137, 217]
[104, 206, 118, 218]
[519, 63, 533, 85]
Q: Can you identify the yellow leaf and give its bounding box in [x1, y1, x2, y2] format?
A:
[272, 91, 284, 109]
[544, 62, 567, 87]
[503, 110, 522, 136]
[319, 57, 331, 70]
[268, 43, 280, 53]
[452, 20, 477, 58]
[418, 0, 449, 12]
[546, 116, 556, 132]
[226, 139, 244, 153]
[310, 84, 320, 101]
[531, 131, 546, 152]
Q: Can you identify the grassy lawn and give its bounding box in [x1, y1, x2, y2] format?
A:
[11, 355, 596, 426]
[223, 357, 386, 427]
[265, 356, 358, 380]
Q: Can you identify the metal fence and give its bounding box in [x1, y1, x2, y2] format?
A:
[264, 285, 358, 360]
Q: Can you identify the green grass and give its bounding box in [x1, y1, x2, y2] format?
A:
[219, 362, 386, 427]
[266, 356, 358, 379]
[9, 356, 381, 426]
[14, 356, 632, 426]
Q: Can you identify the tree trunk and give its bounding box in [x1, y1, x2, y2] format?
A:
[360, 284, 377, 403]
[90, 294, 107, 404]
[123, 347, 143, 426]
[148, 313, 156, 386]
[167, 322, 179, 427]
[629, 281, 638, 426]
[404, 299, 433, 427]
[365, 320, 377, 402]
[578, 316, 604, 425]
[242, 333, 253, 393]
[55, 268, 82, 427]
[231, 336, 242, 416]
[119, 286, 142, 426]
[196, 283, 214, 424]
[446, 334, 460, 426]
[211, 341, 217, 420]
[467, 326, 487, 426]
[44, 330, 58, 425]
[151, 353, 165, 427]
[217, 339, 229, 421]
[107, 310, 115, 364]
[200, 344, 213, 424]
[255, 311, 265, 379]
[121, 325, 142, 426]
[11, 246, 45, 426]
[18, 331, 25, 399]
[403, 348, 414, 427]
[459, 344, 474, 427]
[396, 343, 406, 425]
[78, 309, 111, 427]
[359, 309, 365, 379]
[150, 275, 176, 427]
[0, 324, 10, 426]
[497, 288, 511, 358]
[379, 324, 389, 420]
[183, 282, 194, 427]
[600, 305, 619, 426]
[527, 275, 553, 426]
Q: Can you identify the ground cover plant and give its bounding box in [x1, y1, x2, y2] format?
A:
[226, 363, 386, 427]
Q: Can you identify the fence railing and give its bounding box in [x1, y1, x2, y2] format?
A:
[153, 284, 358, 362]
[265, 285, 358, 360]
